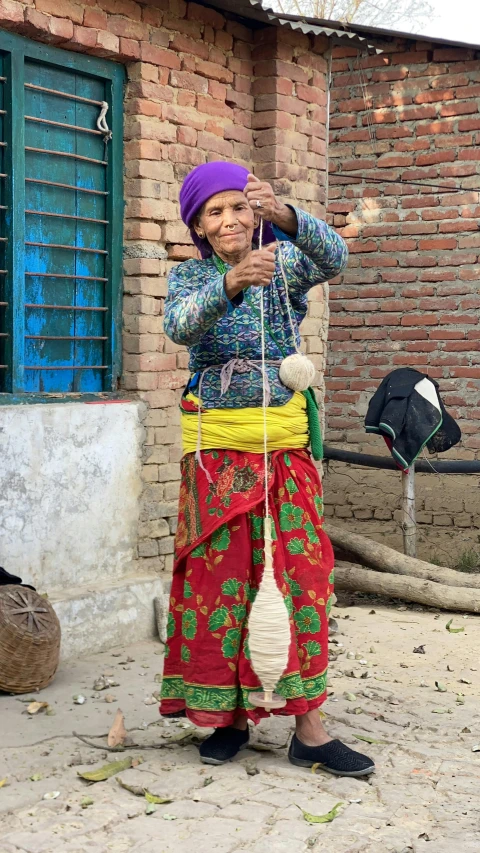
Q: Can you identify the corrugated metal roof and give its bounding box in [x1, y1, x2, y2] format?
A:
[206, 0, 480, 53]
[204, 0, 381, 51]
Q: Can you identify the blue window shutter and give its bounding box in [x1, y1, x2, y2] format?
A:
[0, 30, 124, 395]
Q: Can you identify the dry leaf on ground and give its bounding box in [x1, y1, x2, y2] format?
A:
[107, 709, 127, 748]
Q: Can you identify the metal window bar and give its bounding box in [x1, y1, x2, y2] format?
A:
[25, 303, 108, 312]
[25, 115, 103, 136]
[25, 146, 107, 166]
[25, 210, 109, 225]
[24, 83, 104, 107]
[25, 177, 107, 195]
[25, 241, 107, 255]
[25, 335, 107, 340]
[25, 273, 108, 282]
[24, 364, 108, 370]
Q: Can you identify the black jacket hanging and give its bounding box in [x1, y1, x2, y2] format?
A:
[365, 368, 461, 470]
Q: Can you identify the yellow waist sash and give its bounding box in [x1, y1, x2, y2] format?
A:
[181, 392, 309, 456]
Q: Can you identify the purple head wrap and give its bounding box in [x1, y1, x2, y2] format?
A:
[179, 161, 275, 259]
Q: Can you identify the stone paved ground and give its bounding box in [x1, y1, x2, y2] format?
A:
[1, 595, 480, 853]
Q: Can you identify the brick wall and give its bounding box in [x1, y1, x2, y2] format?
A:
[0, 0, 331, 576]
[325, 37, 480, 562]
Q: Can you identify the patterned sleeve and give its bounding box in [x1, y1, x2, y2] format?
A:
[273, 207, 348, 311]
[164, 261, 233, 346]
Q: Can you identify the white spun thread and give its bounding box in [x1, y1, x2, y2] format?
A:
[247, 221, 291, 698]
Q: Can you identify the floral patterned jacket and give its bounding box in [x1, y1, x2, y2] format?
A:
[164, 207, 348, 409]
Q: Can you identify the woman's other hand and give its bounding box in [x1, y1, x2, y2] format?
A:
[224, 244, 277, 300]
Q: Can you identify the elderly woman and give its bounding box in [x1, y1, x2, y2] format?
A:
[160, 162, 374, 777]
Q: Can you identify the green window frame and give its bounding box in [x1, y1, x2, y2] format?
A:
[0, 29, 124, 396]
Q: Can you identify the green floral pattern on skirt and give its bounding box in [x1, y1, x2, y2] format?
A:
[160, 449, 334, 728]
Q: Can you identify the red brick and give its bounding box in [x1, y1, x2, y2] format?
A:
[439, 220, 480, 233]
[416, 150, 456, 166]
[400, 223, 437, 236]
[376, 126, 413, 139]
[433, 48, 474, 61]
[330, 115, 357, 129]
[416, 120, 454, 136]
[420, 270, 456, 282]
[422, 208, 458, 221]
[415, 89, 455, 104]
[70, 25, 97, 49]
[458, 118, 480, 131]
[187, 1, 225, 28]
[362, 256, 398, 268]
[395, 138, 431, 153]
[107, 15, 146, 39]
[399, 105, 437, 122]
[140, 43, 181, 68]
[346, 240, 377, 254]
[377, 154, 414, 169]
[401, 314, 439, 326]
[36, 0, 83, 23]
[382, 271, 418, 284]
[195, 60, 233, 84]
[440, 314, 478, 325]
[380, 238, 417, 251]
[391, 329, 429, 340]
[119, 37, 141, 60]
[169, 32, 209, 60]
[440, 102, 479, 117]
[197, 131, 233, 157]
[255, 93, 307, 117]
[166, 144, 205, 165]
[402, 195, 438, 209]
[99, 0, 142, 17]
[371, 67, 408, 82]
[365, 313, 402, 325]
[417, 238, 457, 250]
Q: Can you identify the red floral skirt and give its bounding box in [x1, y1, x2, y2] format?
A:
[160, 448, 334, 727]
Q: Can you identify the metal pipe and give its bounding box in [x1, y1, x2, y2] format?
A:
[323, 444, 480, 474]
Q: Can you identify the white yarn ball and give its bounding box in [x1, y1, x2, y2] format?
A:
[279, 353, 316, 392]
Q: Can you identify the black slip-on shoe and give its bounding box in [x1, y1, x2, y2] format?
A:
[288, 734, 375, 777]
[199, 726, 249, 765]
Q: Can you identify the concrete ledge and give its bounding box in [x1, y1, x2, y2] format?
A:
[49, 573, 166, 659]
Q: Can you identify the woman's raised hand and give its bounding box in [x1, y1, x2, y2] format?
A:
[244, 173, 298, 238]
[224, 244, 277, 300]
[244, 173, 278, 221]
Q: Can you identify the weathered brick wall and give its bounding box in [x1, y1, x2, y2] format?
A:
[325, 37, 480, 562]
[0, 0, 330, 575]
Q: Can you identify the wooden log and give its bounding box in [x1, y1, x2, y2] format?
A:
[334, 562, 480, 613]
[324, 522, 480, 590]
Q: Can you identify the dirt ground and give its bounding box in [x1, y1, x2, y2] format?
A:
[1, 594, 479, 853]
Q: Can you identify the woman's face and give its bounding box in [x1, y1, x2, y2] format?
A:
[194, 190, 258, 261]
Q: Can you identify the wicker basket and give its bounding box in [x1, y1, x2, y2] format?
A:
[0, 585, 61, 694]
